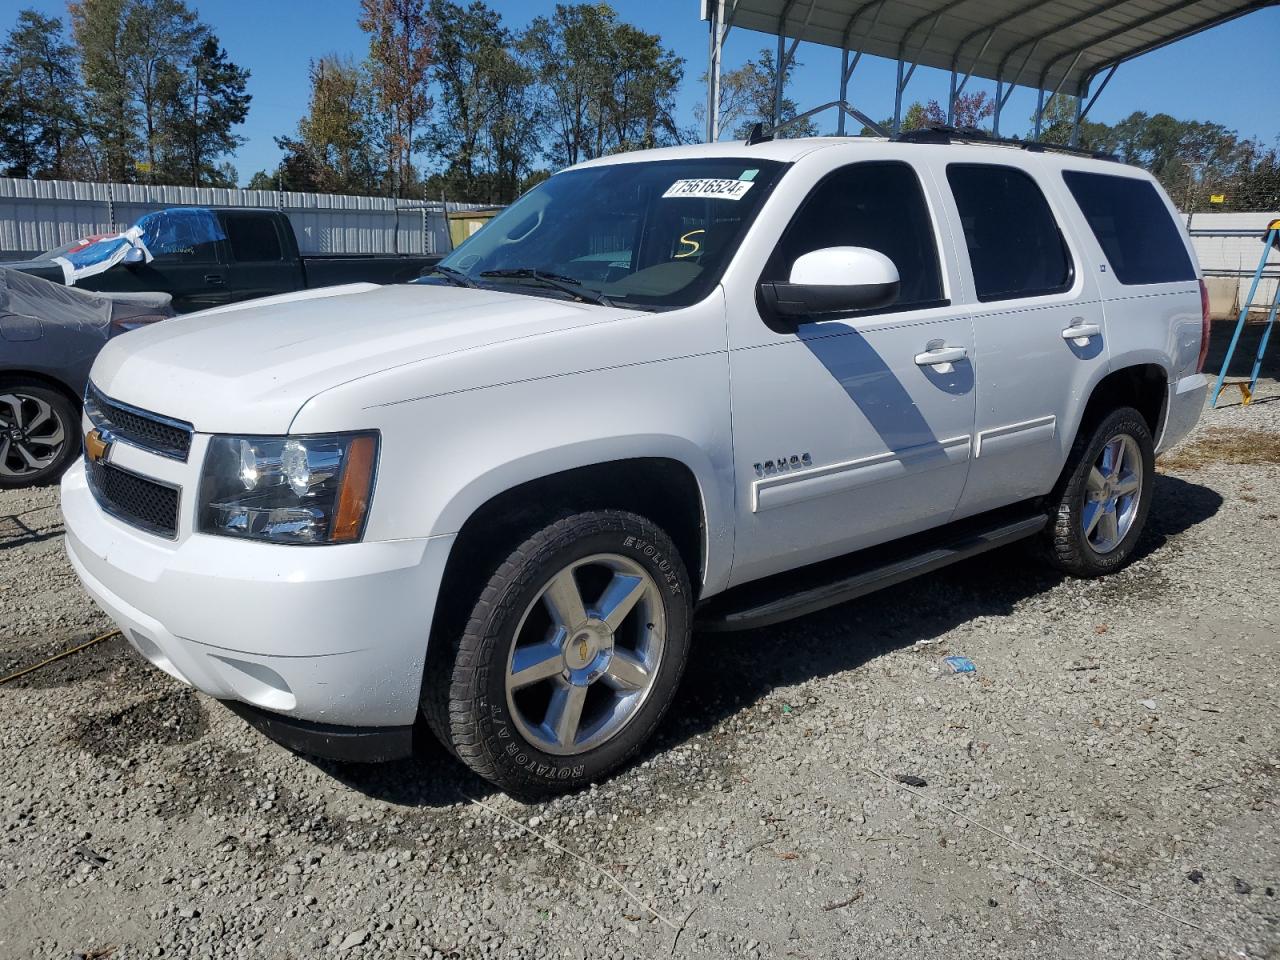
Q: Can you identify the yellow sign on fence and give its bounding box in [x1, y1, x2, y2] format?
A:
[1209, 194, 1225, 204]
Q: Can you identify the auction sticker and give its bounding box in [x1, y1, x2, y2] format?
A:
[662, 178, 755, 200]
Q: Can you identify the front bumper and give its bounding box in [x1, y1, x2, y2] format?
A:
[62, 458, 454, 729]
[220, 699, 415, 762]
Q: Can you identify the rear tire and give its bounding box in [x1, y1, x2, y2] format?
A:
[421, 510, 692, 797]
[0, 380, 79, 489]
[1043, 406, 1154, 577]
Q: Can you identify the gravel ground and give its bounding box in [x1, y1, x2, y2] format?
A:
[2, 387, 1278, 960]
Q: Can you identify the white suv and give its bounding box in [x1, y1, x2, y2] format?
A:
[62, 136, 1209, 795]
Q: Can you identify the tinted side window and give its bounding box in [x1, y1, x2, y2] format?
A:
[1062, 171, 1194, 285]
[224, 214, 285, 262]
[764, 162, 945, 310]
[947, 164, 1073, 302]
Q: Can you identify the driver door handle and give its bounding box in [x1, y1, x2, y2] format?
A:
[1062, 321, 1101, 340]
[914, 345, 968, 367]
[204, 274, 225, 285]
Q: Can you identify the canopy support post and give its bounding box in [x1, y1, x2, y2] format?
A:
[1071, 62, 1118, 146]
[948, 27, 995, 123]
[704, 0, 733, 142]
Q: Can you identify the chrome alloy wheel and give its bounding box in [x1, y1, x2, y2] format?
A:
[504, 553, 666, 756]
[0, 392, 67, 479]
[1083, 433, 1143, 554]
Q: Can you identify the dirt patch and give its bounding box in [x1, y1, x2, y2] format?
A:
[71, 689, 208, 758]
[1160, 427, 1280, 470]
[0, 631, 135, 689]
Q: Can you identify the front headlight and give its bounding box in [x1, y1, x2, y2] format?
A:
[198, 433, 378, 544]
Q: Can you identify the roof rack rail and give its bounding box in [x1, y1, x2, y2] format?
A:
[892, 125, 1118, 162]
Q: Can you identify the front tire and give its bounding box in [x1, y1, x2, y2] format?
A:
[0, 380, 79, 489]
[1043, 406, 1155, 577]
[422, 510, 692, 797]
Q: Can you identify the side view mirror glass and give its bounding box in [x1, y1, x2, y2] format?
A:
[122, 245, 145, 266]
[759, 246, 900, 322]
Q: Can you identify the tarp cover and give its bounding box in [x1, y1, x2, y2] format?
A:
[0, 267, 174, 372]
[0, 266, 114, 340]
[52, 207, 225, 286]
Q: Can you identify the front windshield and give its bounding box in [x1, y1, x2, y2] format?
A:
[423, 158, 786, 310]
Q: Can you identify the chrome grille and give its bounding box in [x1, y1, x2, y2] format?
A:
[85, 383, 193, 461]
[86, 458, 180, 539]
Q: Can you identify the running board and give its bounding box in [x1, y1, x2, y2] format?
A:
[696, 510, 1047, 632]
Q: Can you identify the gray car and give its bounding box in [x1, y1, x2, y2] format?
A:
[0, 268, 173, 487]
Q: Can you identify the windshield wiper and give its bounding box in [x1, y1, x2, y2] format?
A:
[480, 268, 617, 307]
[429, 264, 482, 289]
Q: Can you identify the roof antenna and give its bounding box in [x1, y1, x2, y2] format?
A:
[745, 122, 773, 146]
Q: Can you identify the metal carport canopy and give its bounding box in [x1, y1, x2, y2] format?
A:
[702, 0, 1276, 139]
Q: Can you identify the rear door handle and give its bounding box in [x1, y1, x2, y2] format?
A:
[204, 274, 225, 285]
[1061, 321, 1101, 341]
[914, 345, 968, 367]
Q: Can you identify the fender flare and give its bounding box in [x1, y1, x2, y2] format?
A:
[428, 433, 734, 597]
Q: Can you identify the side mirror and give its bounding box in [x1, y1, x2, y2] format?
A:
[122, 245, 145, 266]
[759, 246, 900, 322]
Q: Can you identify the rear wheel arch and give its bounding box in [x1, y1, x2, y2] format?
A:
[1072, 364, 1166, 447]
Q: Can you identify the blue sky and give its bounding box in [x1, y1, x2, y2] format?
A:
[19, 0, 1280, 183]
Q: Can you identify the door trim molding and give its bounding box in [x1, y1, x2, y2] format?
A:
[752, 435, 972, 513]
[973, 415, 1057, 459]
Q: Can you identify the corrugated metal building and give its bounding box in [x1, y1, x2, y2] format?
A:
[1188, 211, 1280, 319]
[0, 176, 488, 260]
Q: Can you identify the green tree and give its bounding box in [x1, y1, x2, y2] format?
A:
[157, 34, 250, 187]
[360, 0, 433, 197]
[484, 44, 541, 202]
[0, 10, 90, 179]
[275, 55, 384, 194]
[1036, 94, 1108, 146]
[70, 0, 137, 181]
[424, 1, 540, 203]
[427, 0, 505, 194]
[121, 0, 200, 180]
[245, 168, 276, 190]
[600, 21, 683, 152]
[525, 3, 609, 166]
[526, 3, 684, 164]
[70, 0, 247, 184]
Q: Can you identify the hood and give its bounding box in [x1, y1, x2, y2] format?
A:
[91, 282, 625, 434]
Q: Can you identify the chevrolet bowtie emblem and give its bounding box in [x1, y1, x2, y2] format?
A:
[85, 428, 111, 464]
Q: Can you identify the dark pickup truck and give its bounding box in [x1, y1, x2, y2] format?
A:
[3, 207, 441, 313]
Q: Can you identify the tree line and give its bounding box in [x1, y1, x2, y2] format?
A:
[0, 1, 249, 187]
[256, 0, 686, 204]
[0, 0, 685, 202]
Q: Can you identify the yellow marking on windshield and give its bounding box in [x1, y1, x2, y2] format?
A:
[674, 229, 705, 259]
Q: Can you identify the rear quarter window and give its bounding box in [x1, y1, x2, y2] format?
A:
[1061, 171, 1195, 285]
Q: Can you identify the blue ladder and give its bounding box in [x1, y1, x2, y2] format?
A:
[1211, 220, 1280, 407]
